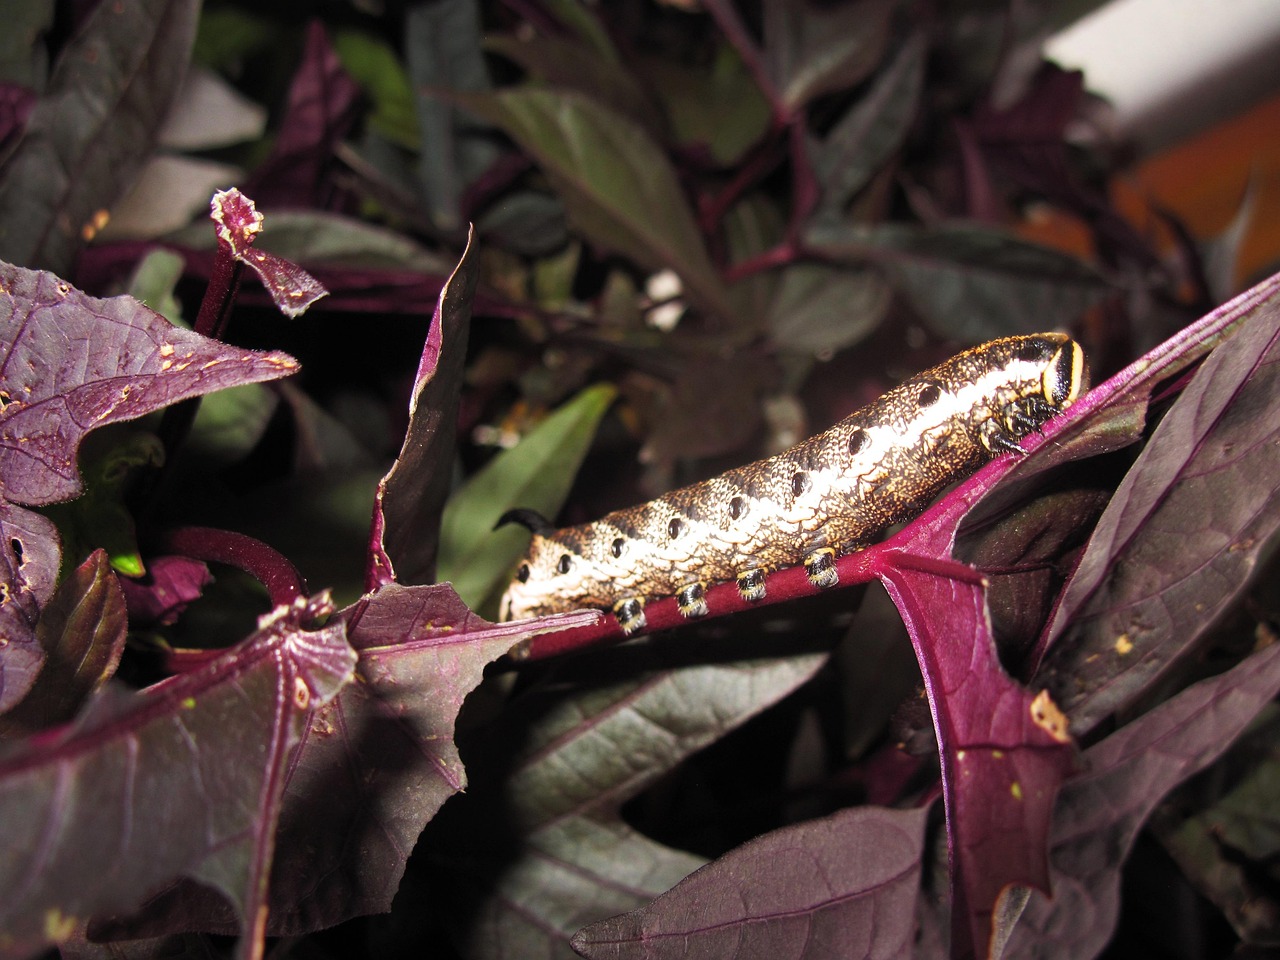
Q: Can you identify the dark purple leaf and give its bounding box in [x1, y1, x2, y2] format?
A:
[407, 0, 500, 232]
[807, 33, 925, 217]
[242, 21, 360, 210]
[0, 261, 299, 507]
[806, 221, 1108, 341]
[269, 583, 596, 933]
[878, 555, 1074, 960]
[0, 594, 356, 959]
[368, 229, 477, 589]
[117, 555, 213, 628]
[1038, 279, 1280, 734]
[0, 502, 60, 713]
[0, 83, 35, 148]
[760, 0, 896, 115]
[0, 0, 199, 275]
[572, 805, 928, 960]
[0, 549, 125, 735]
[427, 644, 829, 954]
[89, 584, 599, 941]
[206, 189, 329, 320]
[1001, 639, 1280, 958]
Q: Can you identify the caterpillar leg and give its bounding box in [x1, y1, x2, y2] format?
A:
[613, 597, 647, 635]
[804, 548, 839, 589]
[736, 568, 767, 602]
[979, 417, 1025, 456]
[676, 582, 709, 618]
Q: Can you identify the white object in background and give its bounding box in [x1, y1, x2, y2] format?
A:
[1046, 0, 1280, 151]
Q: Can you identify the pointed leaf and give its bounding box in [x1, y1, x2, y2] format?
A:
[437, 382, 616, 613]
[454, 88, 735, 322]
[0, 0, 200, 274]
[1039, 280, 1280, 733]
[807, 222, 1108, 340]
[0, 262, 299, 507]
[762, 0, 895, 113]
[1003, 639, 1280, 959]
[0, 595, 356, 959]
[572, 806, 928, 960]
[0, 549, 125, 735]
[370, 229, 478, 589]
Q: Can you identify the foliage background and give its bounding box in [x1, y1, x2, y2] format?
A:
[2, 1, 1280, 959]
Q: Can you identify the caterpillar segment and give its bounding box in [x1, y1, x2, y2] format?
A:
[497, 333, 1087, 635]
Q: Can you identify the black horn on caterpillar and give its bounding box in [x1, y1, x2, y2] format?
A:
[495, 508, 555, 536]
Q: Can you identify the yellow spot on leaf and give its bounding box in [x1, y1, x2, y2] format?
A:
[1115, 634, 1133, 656]
[1010, 781, 1023, 801]
[293, 676, 310, 711]
[1029, 689, 1071, 742]
[44, 908, 77, 940]
[182, 696, 196, 709]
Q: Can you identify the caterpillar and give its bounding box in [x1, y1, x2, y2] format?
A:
[498, 333, 1087, 635]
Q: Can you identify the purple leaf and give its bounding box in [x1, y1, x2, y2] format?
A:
[117, 555, 213, 628]
[0, 502, 61, 714]
[80, 585, 597, 943]
[266, 583, 599, 933]
[0, 549, 126, 735]
[368, 228, 477, 589]
[427, 644, 830, 954]
[242, 21, 360, 210]
[878, 555, 1074, 960]
[1001, 639, 1280, 958]
[0, 594, 357, 959]
[0, 262, 299, 507]
[1038, 277, 1280, 733]
[0, 0, 199, 274]
[205, 189, 329, 321]
[571, 806, 928, 959]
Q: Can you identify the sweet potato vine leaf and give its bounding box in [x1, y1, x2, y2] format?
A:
[0, 261, 299, 712]
[369, 226, 478, 589]
[1038, 277, 1280, 734]
[1001, 638, 1280, 959]
[0, 261, 300, 507]
[423, 642, 829, 956]
[573, 805, 929, 960]
[452, 87, 735, 323]
[0, 0, 200, 275]
[90, 584, 600, 942]
[0, 593, 356, 960]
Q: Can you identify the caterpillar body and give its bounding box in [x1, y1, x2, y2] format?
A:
[498, 334, 1087, 635]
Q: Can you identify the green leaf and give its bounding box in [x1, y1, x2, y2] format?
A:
[486, 33, 664, 136]
[643, 42, 771, 167]
[455, 87, 736, 323]
[807, 221, 1108, 340]
[332, 29, 420, 150]
[766, 263, 890, 357]
[437, 383, 616, 614]
[125, 248, 186, 326]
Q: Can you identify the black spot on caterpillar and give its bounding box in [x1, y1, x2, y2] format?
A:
[498, 334, 1087, 635]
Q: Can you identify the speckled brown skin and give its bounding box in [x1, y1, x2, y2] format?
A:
[500, 334, 1087, 633]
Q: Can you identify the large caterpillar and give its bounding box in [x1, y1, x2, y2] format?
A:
[498, 334, 1087, 635]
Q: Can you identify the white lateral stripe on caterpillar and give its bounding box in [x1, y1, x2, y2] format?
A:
[497, 333, 1088, 635]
